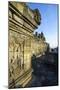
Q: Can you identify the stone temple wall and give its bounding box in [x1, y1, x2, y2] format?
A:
[8, 2, 48, 88]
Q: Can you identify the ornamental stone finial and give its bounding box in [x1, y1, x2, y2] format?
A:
[34, 9, 41, 25]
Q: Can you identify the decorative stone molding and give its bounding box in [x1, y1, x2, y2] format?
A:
[8, 2, 48, 88]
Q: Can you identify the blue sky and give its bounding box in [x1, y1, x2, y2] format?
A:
[27, 3, 58, 48]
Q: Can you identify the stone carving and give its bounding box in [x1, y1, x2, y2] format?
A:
[34, 9, 41, 25]
[9, 2, 48, 88]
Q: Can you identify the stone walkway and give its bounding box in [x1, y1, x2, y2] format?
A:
[26, 53, 58, 87]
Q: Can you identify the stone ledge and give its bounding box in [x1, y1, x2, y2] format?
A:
[9, 68, 32, 88]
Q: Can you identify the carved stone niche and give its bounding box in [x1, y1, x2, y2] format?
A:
[34, 9, 41, 25]
[23, 4, 41, 26]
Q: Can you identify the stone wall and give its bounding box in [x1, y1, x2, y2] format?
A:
[8, 2, 47, 88]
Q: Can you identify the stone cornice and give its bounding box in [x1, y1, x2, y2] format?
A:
[9, 2, 38, 30]
[9, 18, 34, 37]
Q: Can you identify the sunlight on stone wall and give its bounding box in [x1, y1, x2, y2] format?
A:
[9, 2, 48, 88]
